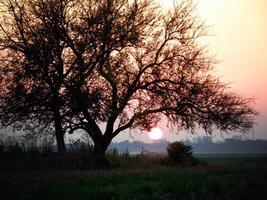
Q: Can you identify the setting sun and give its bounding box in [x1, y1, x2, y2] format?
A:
[148, 128, 163, 140]
[0, 0, 266, 198]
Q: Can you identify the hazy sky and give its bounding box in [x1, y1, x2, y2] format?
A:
[195, 0, 267, 140]
[109, 0, 267, 142]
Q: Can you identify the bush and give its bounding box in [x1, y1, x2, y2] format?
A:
[167, 141, 193, 163]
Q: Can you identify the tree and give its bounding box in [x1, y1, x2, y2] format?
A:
[63, 0, 257, 155]
[0, 0, 257, 157]
[0, 0, 73, 155]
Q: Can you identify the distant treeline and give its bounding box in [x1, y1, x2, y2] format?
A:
[1, 131, 266, 155]
[109, 137, 267, 154]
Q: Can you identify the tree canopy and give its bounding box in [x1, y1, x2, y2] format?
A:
[0, 0, 257, 155]
[0, 0, 72, 154]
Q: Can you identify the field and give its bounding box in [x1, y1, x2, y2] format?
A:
[0, 154, 267, 200]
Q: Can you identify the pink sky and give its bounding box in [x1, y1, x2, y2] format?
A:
[69, 0, 267, 143]
[117, 0, 267, 142]
[196, 0, 267, 112]
[195, 0, 267, 140]
[156, 0, 267, 111]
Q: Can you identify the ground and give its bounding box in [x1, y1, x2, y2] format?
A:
[0, 155, 266, 200]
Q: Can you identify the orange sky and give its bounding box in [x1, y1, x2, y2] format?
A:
[194, 0, 267, 140]
[156, 0, 267, 111]
[69, 0, 267, 143]
[196, 0, 267, 112]
[114, 0, 267, 142]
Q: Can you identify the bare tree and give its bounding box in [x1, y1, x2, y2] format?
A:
[0, 0, 257, 157]
[0, 0, 73, 155]
[62, 0, 257, 155]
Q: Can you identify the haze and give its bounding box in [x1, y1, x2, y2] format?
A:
[112, 0, 267, 142]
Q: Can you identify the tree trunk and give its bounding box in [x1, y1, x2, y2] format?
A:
[55, 130, 66, 156]
[93, 141, 109, 156]
[92, 138, 111, 167]
[54, 112, 66, 156]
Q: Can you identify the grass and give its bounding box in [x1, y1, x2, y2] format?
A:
[0, 155, 267, 200]
[197, 154, 267, 168]
[0, 139, 266, 199]
[1, 167, 266, 200]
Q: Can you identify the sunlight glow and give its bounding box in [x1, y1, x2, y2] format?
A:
[148, 128, 163, 140]
[155, 0, 175, 10]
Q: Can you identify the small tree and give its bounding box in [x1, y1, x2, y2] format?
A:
[167, 141, 193, 162]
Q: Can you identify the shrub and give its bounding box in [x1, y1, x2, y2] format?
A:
[167, 141, 193, 163]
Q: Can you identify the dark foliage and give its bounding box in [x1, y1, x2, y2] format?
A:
[167, 141, 193, 163]
[0, 0, 71, 154]
[0, 144, 4, 155]
[1, 156, 267, 200]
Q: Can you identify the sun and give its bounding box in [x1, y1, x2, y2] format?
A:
[148, 127, 163, 140]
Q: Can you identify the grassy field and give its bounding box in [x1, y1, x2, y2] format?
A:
[0, 155, 267, 200]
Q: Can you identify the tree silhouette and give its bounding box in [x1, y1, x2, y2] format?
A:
[63, 0, 256, 155]
[0, 0, 71, 155]
[0, 0, 257, 156]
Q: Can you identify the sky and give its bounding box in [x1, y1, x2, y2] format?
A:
[0, 0, 265, 145]
[107, 0, 267, 143]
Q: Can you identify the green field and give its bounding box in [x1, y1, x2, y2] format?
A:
[0, 155, 266, 200]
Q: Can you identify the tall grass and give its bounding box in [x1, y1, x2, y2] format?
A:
[0, 131, 200, 170]
[1, 165, 267, 200]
